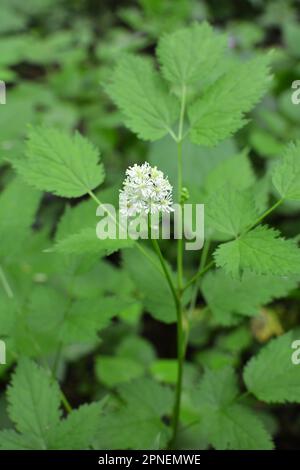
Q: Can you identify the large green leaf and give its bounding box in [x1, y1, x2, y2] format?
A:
[192, 367, 273, 450]
[244, 330, 300, 403]
[14, 127, 104, 197]
[106, 55, 179, 141]
[215, 225, 300, 277]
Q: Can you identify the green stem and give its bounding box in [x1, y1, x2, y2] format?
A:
[244, 199, 283, 234]
[0, 265, 13, 298]
[177, 139, 184, 292]
[39, 356, 73, 414]
[60, 390, 72, 414]
[170, 303, 184, 448]
[183, 260, 214, 292]
[150, 238, 179, 308]
[176, 84, 186, 291]
[169, 85, 187, 448]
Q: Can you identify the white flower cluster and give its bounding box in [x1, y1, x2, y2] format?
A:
[119, 162, 173, 216]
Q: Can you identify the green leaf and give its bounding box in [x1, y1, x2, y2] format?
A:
[48, 403, 102, 450]
[203, 149, 255, 196]
[217, 326, 252, 354]
[7, 358, 61, 449]
[106, 55, 179, 141]
[244, 330, 300, 403]
[116, 336, 156, 366]
[192, 367, 273, 450]
[202, 270, 299, 325]
[150, 359, 178, 384]
[214, 225, 300, 277]
[95, 356, 144, 387]
[122, 247, 176, 323]
[27, 285, 130, 344]
[94, 378, 173, 450]
[1, 358, 103, 450]
[272, 141, 300, 201]
[148, 135, 237, 201]
[0, 291, 18, 334]
[188, 54, 272, 147]
[0, 177, 41, 261]
[14, 127, 104, 197]
[52, 227, 134, 256]
[157, 22, 227, 88]
[206, 187, 258, 238]
[0, 430, 41, 450]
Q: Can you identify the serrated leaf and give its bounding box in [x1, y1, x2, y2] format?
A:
[13, 127, 104, 197]
[244, 330, 300, 403]
[157, 22, 227, 88]
[192, 367, 273, 450]
[202, 270, 299, 325]
[7, 358, 61, 449]
[106, 55, 179, 141]
[0, 430, 41, 450]
[94, 378, 173, 450]
[1, 358, 103, 450]
[48, 403, 102, 450]
[188, 54, 272, 147]
[206, 187, 258, 238]
[272, 141, 300, 200]
[214, 225, 300, 277]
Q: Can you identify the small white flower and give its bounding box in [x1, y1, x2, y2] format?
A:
[119, 162, 173, 216]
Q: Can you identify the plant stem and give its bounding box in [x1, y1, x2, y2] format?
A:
[60, 390, 72, 413]
[0, 265, 14, 298]
[177, 139, 184, 292]
[244, 198, 283, 233]
[183, 260, 215, 292]
[169, 85, 187, 448]
[170, 302, 184, 448]
[151, 238, 179, 308]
